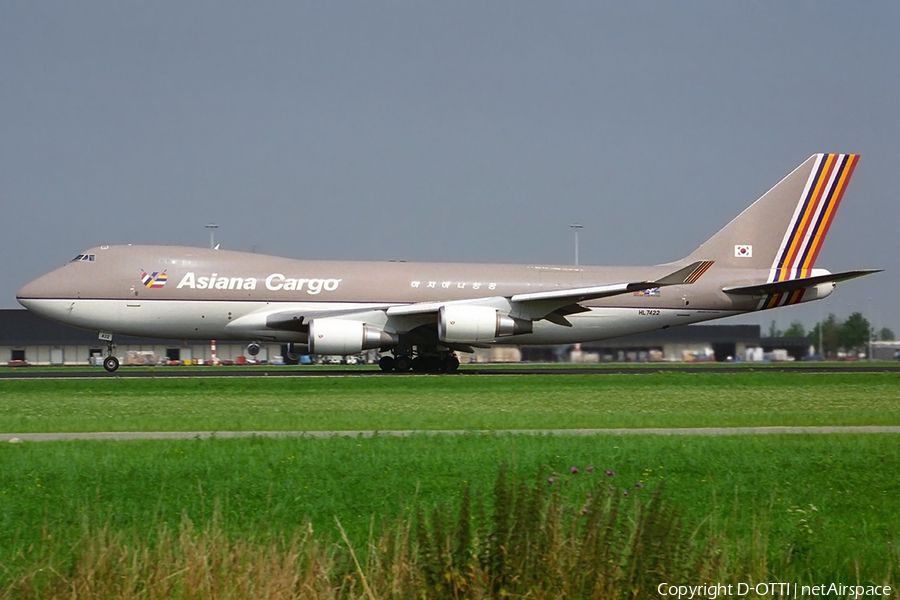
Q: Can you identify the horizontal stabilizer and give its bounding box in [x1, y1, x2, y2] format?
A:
[722, 269, 881, 296]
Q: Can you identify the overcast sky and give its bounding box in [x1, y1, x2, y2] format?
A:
[2, 2, 897, 334]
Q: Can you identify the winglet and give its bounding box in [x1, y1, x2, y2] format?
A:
[653, 260, 715, 286]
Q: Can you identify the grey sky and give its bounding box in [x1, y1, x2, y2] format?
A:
[2, 2, 897, 335]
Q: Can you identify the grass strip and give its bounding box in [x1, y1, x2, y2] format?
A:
[1, 372, 898, 433]
[1, 434, 898, 584]
[10, 465, 897, 599]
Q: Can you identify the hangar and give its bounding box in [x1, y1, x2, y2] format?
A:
[0, 309, 269, 366]
[517, 324, 809, 363]
[1, 309, 809, 366]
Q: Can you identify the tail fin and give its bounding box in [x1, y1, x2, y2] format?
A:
[684, 154, 859, 274]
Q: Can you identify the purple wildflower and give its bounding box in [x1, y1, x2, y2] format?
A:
[581, 508, 589, 515]
[585, 466, 595, 473]
[547, 477, 555, 485]
[635, 482, 644, 489]
[609, 486, 615, 491]
[606, 470, 615, 477]
[623, 490, 629, 496]
[570, 466, 579, 474]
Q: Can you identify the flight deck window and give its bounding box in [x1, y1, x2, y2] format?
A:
[69, 254, 95, 262]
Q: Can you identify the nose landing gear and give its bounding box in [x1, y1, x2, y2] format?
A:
[99, 333, 119, 372]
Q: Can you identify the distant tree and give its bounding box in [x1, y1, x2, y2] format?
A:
[767, 320, 783, 338]
[839, 312, 872, 355]
[809, 314, 841, 358]
[879, 327, 895, 341]
[782, 320, 807, 338]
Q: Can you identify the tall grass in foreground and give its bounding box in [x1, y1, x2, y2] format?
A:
[7, 466, 897, 600]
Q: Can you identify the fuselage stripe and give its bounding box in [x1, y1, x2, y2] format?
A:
[770, 153, 857, 286]
[777, 154, 836, 279]
[793, 154, 845, 271]
[777, 155, 829, 274]
[800, 154, 857, 269]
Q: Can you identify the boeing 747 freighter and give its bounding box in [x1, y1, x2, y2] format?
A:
[17, 154, 878, 372]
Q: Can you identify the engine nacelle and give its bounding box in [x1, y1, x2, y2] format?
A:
[438, 305, 532, 343]
[308, 319, 397, 355]
[246, 342, 261, 356]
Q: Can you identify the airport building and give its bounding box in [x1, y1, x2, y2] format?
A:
[872, 341, 900, 361]
[517, 324, 810, 363]
[0, 309, 269, 366]
[1, 309, 815, 366]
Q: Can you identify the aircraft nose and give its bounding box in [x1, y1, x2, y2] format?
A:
[16, 273, 57, 309]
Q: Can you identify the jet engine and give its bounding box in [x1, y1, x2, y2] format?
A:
[246, 342, 261, 356]
[438, 305, 532, 343]
[308, 319, 397, 355]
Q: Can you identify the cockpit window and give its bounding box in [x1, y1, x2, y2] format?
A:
[69, 254, 95, 262]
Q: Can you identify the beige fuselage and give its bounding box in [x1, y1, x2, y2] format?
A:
[17, 244, 775, 345]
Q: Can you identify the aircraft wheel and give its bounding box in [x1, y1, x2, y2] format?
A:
[425, 356, 443, 373]
[443, 355, 460, 373]
[411, 356, 426, 372]
[103, 356, 120, 373]
[378, 356, 395, 372]
[393, 355, 411, 373]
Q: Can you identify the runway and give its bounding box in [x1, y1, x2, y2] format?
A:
[1, 364, 899, 379]
[3, 426, 900, 442]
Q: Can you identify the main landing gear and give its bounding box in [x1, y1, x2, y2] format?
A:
[379, 352, 460, 374]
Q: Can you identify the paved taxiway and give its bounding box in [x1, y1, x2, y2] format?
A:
[1, 365, 899, 379]
[3, 426, 900, 442]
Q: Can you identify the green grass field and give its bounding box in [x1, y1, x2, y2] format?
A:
[2, 434, 899, 585]
[1, 372, 898, 594]
[1, 371, 898, 433]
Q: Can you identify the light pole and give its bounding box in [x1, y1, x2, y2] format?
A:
[818, 300, 826, 360]
[868, 297, 873, 361]
[569, 224, 583, 266]
[205, 224, 218, 249]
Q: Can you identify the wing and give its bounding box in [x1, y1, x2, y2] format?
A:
[385, 260, 714, 325]
[509, 260, 712, 303]
[231, 260, 714, 342]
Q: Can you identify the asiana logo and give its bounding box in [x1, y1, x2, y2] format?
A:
[141, 270, 168, 288]
[176, 272, 342, 295]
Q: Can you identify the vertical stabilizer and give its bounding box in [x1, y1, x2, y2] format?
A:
[684, 154, 859, 273]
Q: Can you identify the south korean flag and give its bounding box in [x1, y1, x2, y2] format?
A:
[734, 245, 753, 258]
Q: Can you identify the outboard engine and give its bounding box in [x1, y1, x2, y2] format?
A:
[438, 305, 532, 343]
